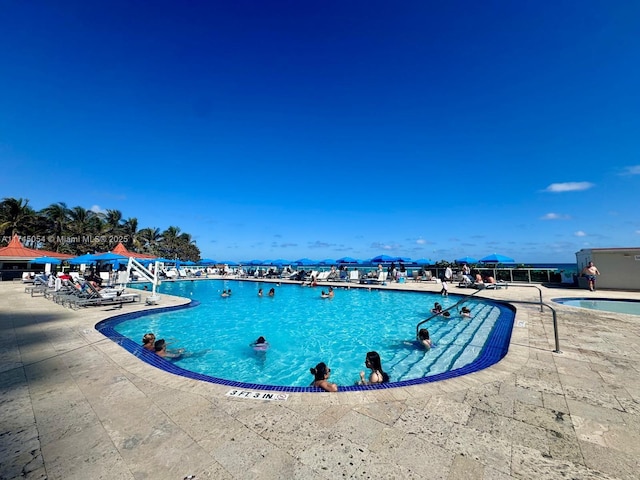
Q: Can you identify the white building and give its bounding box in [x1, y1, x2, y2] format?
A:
[575, 248, 640, 291]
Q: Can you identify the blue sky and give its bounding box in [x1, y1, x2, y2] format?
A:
[1, 1, 639, 263]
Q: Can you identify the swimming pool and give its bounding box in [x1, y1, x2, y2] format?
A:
[553, 297, 640, 316]
[97, 280, 516, 391]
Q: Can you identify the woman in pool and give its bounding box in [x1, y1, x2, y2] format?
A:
[250, 336, 269, 351]
[268, 288, 275, 297]
[431, 302, 443, 314]
[460, 306, 472, 318]
[358, 351, 389, 385]
[142, 332, 155, 351]
[154, 339, 184, 359]
[221, 289, 230, 297]
[417, 328, 432, 350]
[309, 362, 338, 392]
[321, 286, 334, 299]
[257, 288, 263, 297]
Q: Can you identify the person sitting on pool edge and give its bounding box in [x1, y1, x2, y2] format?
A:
[154, 339, 184, 359]
[417, 328, 432, 350]
[309, 362, 338, 392]
[142, 332, 155, 351]
[358, 351, 389, 385]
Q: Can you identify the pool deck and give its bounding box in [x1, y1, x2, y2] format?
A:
[1, 279, 639, 479]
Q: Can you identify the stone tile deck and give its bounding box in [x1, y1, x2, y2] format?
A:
[1, 280, 639, 479]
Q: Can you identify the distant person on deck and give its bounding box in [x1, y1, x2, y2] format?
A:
[581, 261, 600, 291]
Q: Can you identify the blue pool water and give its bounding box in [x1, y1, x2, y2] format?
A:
[99, 280, 515, 391]
[553, 298, 640, 316]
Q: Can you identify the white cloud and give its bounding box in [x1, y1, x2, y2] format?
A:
[620, 165, 640, 176]
[636, 230, 640, 235]
[416, 238, 426, 245]
[541, 213, 570, 220]
[543, 182, 594, 193]
[90, 205, 107, 214]
[574, 231, 587, 237]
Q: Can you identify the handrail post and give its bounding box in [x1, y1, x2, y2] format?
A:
[551, 308, 561, 353]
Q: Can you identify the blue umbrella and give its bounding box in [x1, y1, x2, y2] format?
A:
[155, 257, 175, 264]
[371, 254, 396, 263]
[480, 253, 515, 263]
[90, 252, 129, 262]
[31, 256, 62, 265]
[270, 259, 289, 266]
[248, 259, 264, 266]
[199, 258, 217, 265]
[221, 261, 239, 266]
[318, 259, 336, 265]
[336, 256, 359, 264]
[294, 258, 315, 266]
[68, 253, 97, 265]
[394, 256, 412, 262]
[456, 256, 478, 264]
[414, 258, 433, 265]
[182, 260, 196, 266]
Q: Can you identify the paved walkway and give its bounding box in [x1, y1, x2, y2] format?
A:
[1, 280, 639, 479]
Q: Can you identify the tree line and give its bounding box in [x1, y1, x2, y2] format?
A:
[0, 197, 201, 261]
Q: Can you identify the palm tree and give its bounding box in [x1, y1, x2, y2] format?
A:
[0, 197, 35, 238]
[68, 206, 103, 254]
[41, 202, 70, 252]
[122, 217, 139, 250]
[138, 227, 162, 254]
[159, 226, 181, 258]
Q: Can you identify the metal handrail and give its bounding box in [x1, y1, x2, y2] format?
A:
[415, 289, 484, 337]
[414, 285, 562, 354]
[503, 300, 561, 353]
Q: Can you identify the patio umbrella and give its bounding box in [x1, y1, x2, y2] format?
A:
[90, 252, 129, 262]
[371, 254, 396, 263]
[455, 256, 478, 264]
[394, 256, 412, 262]
[294, 258, 315, 266]
[480, 253, 515, 263]
[199, 258, 217, 265]
[336, 256, 359, 264]
[68, 253, 97, 265]
[248, 259, 264, 266]
[319, 259, 336, 265]
[414, 258, 433, 265]
[221, 261, 238, 266]
[31, 256, 62, 265]
[182, 260, 196, 266]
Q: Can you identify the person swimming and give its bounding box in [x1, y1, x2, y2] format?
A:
[142, 332, 155, 351]
[250, 336, 270, 351]
[309, 362, 338, 392]
[460, 306, 472, 318]
[417, 328, 432, 350]
[431, 302, 443, 314]
[154, 339, 184, 359]
[358, 351, 389, 385]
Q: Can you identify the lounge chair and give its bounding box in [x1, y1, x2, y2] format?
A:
[70, 284, 140, 308]
[483, 281, 508, 290]
[361, 271, 388, 285]
[348, 270, 360, 283]
[316, 271, 330, 282]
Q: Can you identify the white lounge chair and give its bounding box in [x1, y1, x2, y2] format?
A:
[316, 271, 330, 281]
[348, 270, 360, 282]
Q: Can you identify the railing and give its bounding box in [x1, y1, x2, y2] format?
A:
[414, 284, 562, 354]
[415, 289, 484, 336]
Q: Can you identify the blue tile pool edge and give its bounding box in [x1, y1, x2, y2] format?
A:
[95, 297, 517, 393]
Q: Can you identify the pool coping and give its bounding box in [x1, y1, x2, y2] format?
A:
[96, 285, 519, 393]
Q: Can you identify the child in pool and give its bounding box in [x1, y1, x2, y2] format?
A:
[417, 328, 432, 350]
